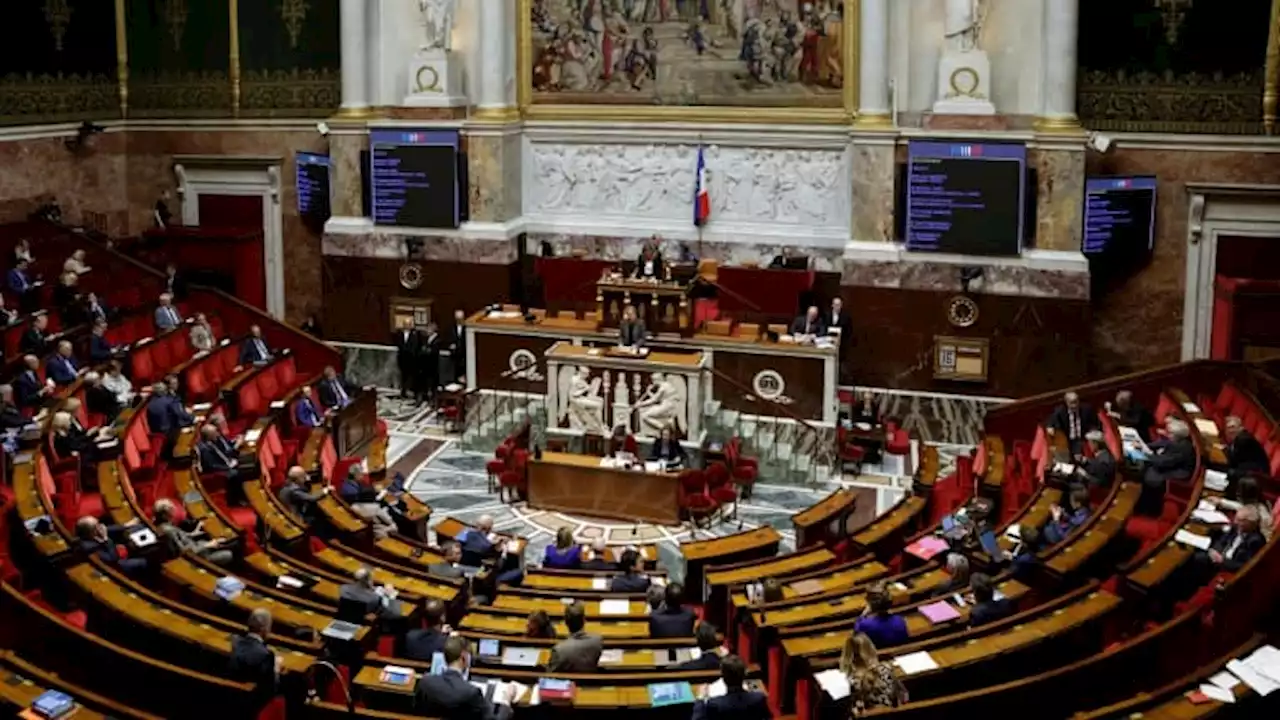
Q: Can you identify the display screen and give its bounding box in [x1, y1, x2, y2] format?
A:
[369, 129, 460, 229]
[295, 152, 331, 220]
[905, 141, 1026, 256]
[1083, 176, 1157, 255]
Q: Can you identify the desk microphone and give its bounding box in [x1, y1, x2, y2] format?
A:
[631, 518, 639, 537]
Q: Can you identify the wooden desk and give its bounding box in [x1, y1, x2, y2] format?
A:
[1169, 388, 1229, 466]
[791, 488, 858, 549]
[491, 594, 649, 618]
[11, 454, 70, 558]
[1043, 482, 1141, 580]
[334, 388, 378, 459]
[458, 609, 652, 639]
[528, 451, 681, 526]
[704, 545, 836, 630]
[0, 653, 138, 720]
[596, 276, 690, 334]
[851, 495, 928, 560]
[681, 527, 782, 604]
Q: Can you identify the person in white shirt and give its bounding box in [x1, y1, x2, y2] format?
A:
[102, 359, 136, 406]
[154, 293, 182, 331]
[189, 313, 215, 352]
[63, 249, 91, 275]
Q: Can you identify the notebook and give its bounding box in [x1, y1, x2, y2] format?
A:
[894, 651, 939, 675]
[918, 600, 961, 624]
[905, 536, 949, 561]
[813, 668, 851, 700]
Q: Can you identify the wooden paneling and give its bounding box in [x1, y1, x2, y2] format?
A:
[712, 349, 826, 420]
[320, 256, 516, 344]
[843, 286, 1091, 398]
[473, 332, 557, 392]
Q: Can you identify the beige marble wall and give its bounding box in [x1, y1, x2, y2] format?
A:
[850, 135, 897, 243]
[0, 133, 130, 234]
[1032, 141, 1087, 252]
[327, 129, 366, 219]
[465, 127, 522, 224]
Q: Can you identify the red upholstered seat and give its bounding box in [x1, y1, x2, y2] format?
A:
[498, 470, 525, 503]
[485, 459, 505, 494]
[131, 344, 155, 384]
[274, 358, 298, 393]
[238, 382, 264, 419]
[885, 428, 911, 456]
[678, 470, 718, 528]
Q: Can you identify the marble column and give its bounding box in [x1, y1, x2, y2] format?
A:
[1031, 138, 1086, 252]
[1037, 0, 1081, 130]
[849, 131, 897, 244]
[855, 0, 891, 126]
[464, 125, 522, 224]
[472, 0, 518, 122]
[337, 0, 369, 115]
[323, 125, 371, 234]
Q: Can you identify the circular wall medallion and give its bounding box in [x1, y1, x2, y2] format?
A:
[752, 370, 786, 401]
[414, 65, 441, 94]
[399, 263, 424, 290]
[508, 349, 537, 374]
[948, 66, 981, 98]
[946, 295, 980, 328]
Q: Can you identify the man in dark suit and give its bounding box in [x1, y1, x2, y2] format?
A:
[153, 293, 182, 332]
[414, 635, 514, 719]
[14, 355, 50, 410]
[278, 466, 328, 522]
[649, 582, 697, 638]
[197, 423, 242, 479]
[7, 258, 42, 313]
[239, 325, 272, 365]
[338, 566, 402, 621]
[20, 313, 49, 357]
[417, 323, 441, 405]
[0, 385, 27, 430]
[74, 516, 147, 574]
[1223, 415, 1270, 480]
[459, 515, 498, 566]
[88, 320, 114, 364]
[82, 292, 109, 326]
[393, 323, 419, 398]
[692, 654, 771, 720]
[548, 602, 603, 672]
[428, 541, 466, 579]
[293, 386, 323, 428]
[1198, 506, 1267, 574]
[849, 390, 880, 426]
[826, 297, 850, 366]
[46, 340, 80, 386]
[229, 609, 280, 702]
[318, 365, 355, 410]
[675, 623, 723, 671]
[449, 309, 467, 384]
[649, 426, 686, 466]
[145, 382, 194, 436]
[1108, 390, 1155, 442]
[1139, 419, 1196, 516]
[789, 306, 826, 337]
[83, 372, 122, 422]
[618, 305, 646, 348]
[404, 599, 451, 662]
[163, 263, 188, 300]
[633, 237, 664, 280]
[1046, 391, 1100, 456]
[581, 539, 615, 571]
[338, 463, 367, 503]
[610, 549, 651, 593]
[1074, 431, 1116, 489]
[968, 573, 1013, 628]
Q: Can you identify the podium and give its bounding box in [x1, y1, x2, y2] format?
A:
[596, 276, 691, 336]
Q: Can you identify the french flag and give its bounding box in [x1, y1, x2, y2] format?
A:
[694, 145, 710, 227]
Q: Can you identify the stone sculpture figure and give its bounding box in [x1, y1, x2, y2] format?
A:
[418, 0, 456, 51]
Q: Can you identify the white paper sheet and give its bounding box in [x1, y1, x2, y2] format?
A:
[704, 679, 728, 699]
[893, 651, 939, 675]
[1245, 645, 1280, 685]
[591, 577, 608, 590]
[1226, 659, 1279, 696]
[599, 649, 623, 664]
[1194, 418, 1220, 437]
[1191, 509, 1232, 525]
[1182, 402, 1201, 413]
[1205, 469, 1229, 491]
[1198, 684, 1235, 703]
[1174, 529, 1212, 550]
[814, 668, 851, 700]
[598, 599, 631, 615]
[1209, 671, 1241, 691]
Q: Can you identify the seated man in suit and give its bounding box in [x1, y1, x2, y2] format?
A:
[610, 548, 651, 593]
[317, 365, 355, 410]
[414, 635, 514, 719]
[0, 384, 27, 430]
[293, 386, 324, 428]
[20, 313, 50, 357]
[692, 654, 770, 720]
[87, 320, 115, 364]
[789, 306, 826, 337]
[339, 566, 402, 621]
[83, 371, 122, 422]
[278, 465, 329, 522]
[239, 325, 273, 365]
[1045, 391, 1100, 456]
[153, 292, 182, 332]
[1223, 415, 1270, 481]
[1191, 506, 1267, 582]
[582, 539, 614, 571]
[74, 515, 147, 575]
[197, 423, 242, 480]
[649, 425, 687, 467]
[458, 514, 500, 566]
[46, 340, 81, 386]
[618, 305, 646, 348]
[675, 622, 724, 671]
[7, 258, 42, 313]
[1073, 430, 1116, 489]
[351, 486, 397, 540]
[14, 355, 51, 409]
[649, 582, 698, 638]
[968, 573, 1013, 628]
[145, 382, 194, 437]
[153, 498, 233, 566]
[428, 541, 466, 579]
[548, 602, 603, 672]
[229, 609, 280, 702]
[339, 463, 368, 503]
[1043, 486, 1091, 545]
[1107, 390, 1155, 442]
[1139, 418, 1196, 517]
[404, 599, 451, 662]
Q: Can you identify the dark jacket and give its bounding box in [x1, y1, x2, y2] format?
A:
[86, 384, 121, 421]
[634, 251, 664, 279]
[1115, 403, 1155, 442]
[318, 377, 354, 409]
[197, 436, 238, 473]
[610, 573, 651, 593]
[1210, 527, 1267, 572]
[674, 652, 722, 671]
[548, 630, 603, 672]
[789, 315, 827, 336]
[228, 634, 277, 699]
[648, 606, 697, 638]
[692, 689, 772, 720]
[294, 397, 323, 428]
[649, 438, 687, 465]
[0, 401, 27, 429]
[88, 333, 114, 364]
[1046, 403, 1100, 441]
[970, 598, 1013, 627]
[403, 627, 448, 662]
[279, 482, 325, 521]
[20, 327, 47, 357]
[338, 582, 402, 620]
[14, 369, 43, 409]
[46, 354, 79, 386]
[1227, 431, 1270, 476]
[414, 669, 512, 720]
[619, 319, 646, 348]
[1079, 448, 1117, 487]
[146, 394, 193, 435]
[1148, 436, 1196, 482]
[581, 557, 615, 572]
[239, 336, 272, 365]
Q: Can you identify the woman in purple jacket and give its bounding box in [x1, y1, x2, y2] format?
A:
[543, 527, 582, 569]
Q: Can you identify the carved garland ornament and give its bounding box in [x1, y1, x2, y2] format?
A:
[399, 263, 424, 289]
[946, 295, 980, 328]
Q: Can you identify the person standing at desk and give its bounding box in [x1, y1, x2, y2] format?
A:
[1045, 391, 1099, 456]
[634, 237, 664, 280]
[618, 305, 646, 348]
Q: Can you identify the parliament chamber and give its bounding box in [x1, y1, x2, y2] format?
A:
[3, 0, 1280, 718]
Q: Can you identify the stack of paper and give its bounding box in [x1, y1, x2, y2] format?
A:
[1174, 529, 1212, 550]
[598, 599, 631, 615]
[1191, 507, 1231, 525]
[599, 649, 624, 664]
[894, 651, 939, 675]
[590, 577, 609, 591]
[813, 668, 851, 700]
[1182, 402, 1202, 413]
[1205, 469, 1230, 491]
[1196, 684, 1236, 703]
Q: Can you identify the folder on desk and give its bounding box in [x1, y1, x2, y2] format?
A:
[894, 651, 939, 675]
[1174, 529, 1212, 550]
[599, 649, 624, 664]
[813, 668, 851, 700]
[502, 647, 540, 667]
[647, 681, 694, 707]
[905, 536, 949, 561]
[321, 620, 361, 641]
[918, 600, 962, 624]
[599, 599, 631, 615]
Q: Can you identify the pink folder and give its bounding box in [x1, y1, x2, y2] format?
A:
[918, 601, 962, 624]
[905, 536, 949, 561]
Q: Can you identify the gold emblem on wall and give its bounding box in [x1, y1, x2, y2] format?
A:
[280, 0, 310, 49]
[399, 263, 424, 290]
[43, 0, 73, 52]
[945, 295, 980, 328]
[947, 67, 984, 100]
[1154, 0, 1193, 46]
[162, 0, 189, 51]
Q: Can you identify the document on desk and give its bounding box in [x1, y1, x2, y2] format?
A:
[1205, 469, 1229, 491]
[598, 599, 631, 615]
[590, 577, 609, 590]
[1209, 671, 1241, 691]
[1194, 418, 1220, 437]
[1053, 462, 1077, 476]
[893, 651, 939, 675]
[1191, 507, 1231, 525]
[1182, 402, 1202, 413]
[813, 668, 851, 700]
[1245, 645, 1280, 685]
[1197, 684, 1235, 703]
[1174, 529, 1212, 550]
[918, 601, 961, 624]
[1226, 658, 1279, 696]
[501, 647, 541, 667]
[599, 649, 624, 664]
[789, 579, 824, 596]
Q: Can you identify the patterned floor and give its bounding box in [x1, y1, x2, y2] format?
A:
[372, 390, 968, 583]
